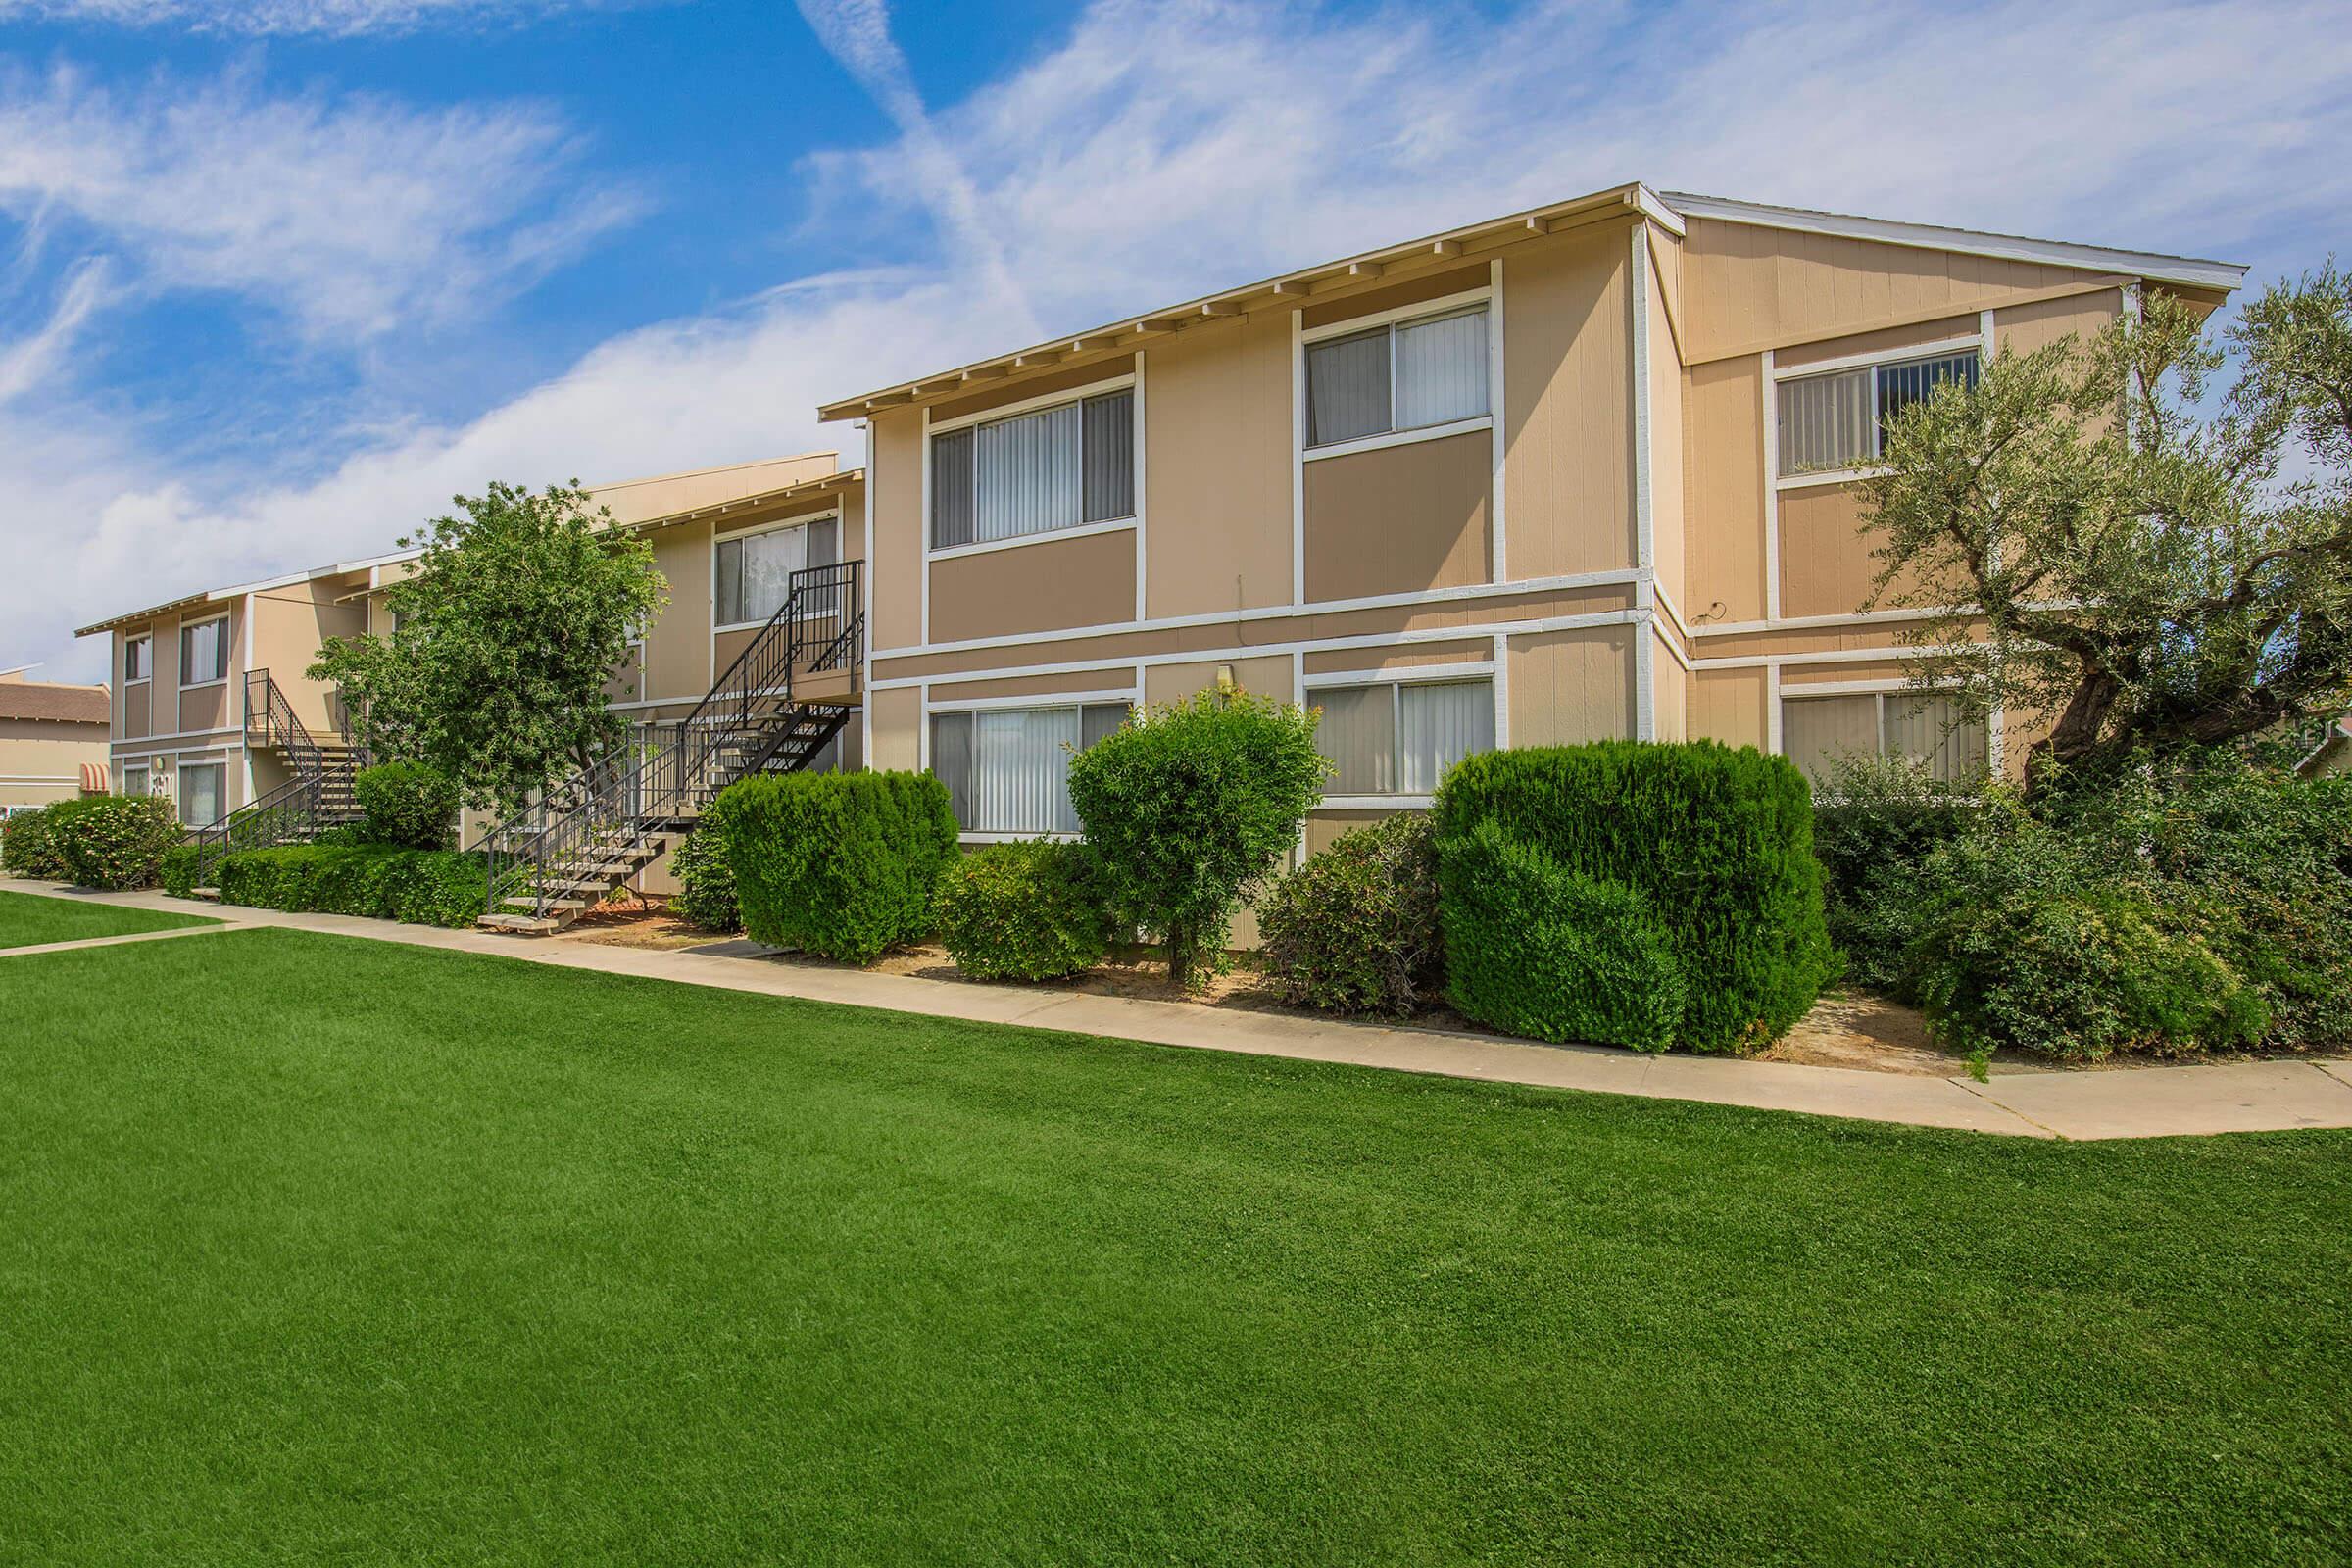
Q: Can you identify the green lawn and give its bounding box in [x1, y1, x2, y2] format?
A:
[0, 887, 218, 949]
[4, 929, 2348, 1565]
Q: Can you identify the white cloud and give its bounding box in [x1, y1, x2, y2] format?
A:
[0, 0, 651, 36]
[0, 61, 643, 341]
[10, 0, 2351, 681]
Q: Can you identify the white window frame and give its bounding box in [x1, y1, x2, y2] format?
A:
[1302, 662, 1498, 808]
[924, 373, 1142, 564]
[120, 763, 150, 798]
[1299, 287, 1496, 464]
[1770, 336, 1984, 490]
[174, 759, 227, 827]
[920, 684, 1142, 842]
[122, 635, 151, 685]
[177, 614, 230, 690]
[710, 512, 842, 634]
[1777, 680, 1996, 786]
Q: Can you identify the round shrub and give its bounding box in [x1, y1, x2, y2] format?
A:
[936, 839, 1111, 981]
[721, 770, 958, 964]
[1439, 820, 1686, 1052]
[1258, 813, 1442, 1017]
[670, 808, 740, 933]
[2, 798, 108, 880]
[1434, 741, 1831, 1054]
[352, 760, 460, 850]
[50, 797, 184, 890]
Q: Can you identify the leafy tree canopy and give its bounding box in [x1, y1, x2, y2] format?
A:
[1862, 265, 2352, 782]
[310, 481, 665, 815]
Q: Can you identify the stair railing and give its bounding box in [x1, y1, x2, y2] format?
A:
[189, 670, 362, 886]
[244, 668, 325, 781]
[477, 560, 864, 921]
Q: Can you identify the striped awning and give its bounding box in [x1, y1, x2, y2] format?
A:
[79, 761, 108, 794]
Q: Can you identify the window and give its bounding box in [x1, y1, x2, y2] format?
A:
[1782, 691, 1989, 785]
[715, 517, 838, 627]
[179, 616, 228, 686]
[1313, 678, 1494, 795]
[176, 761, 226, 827]
[123, 637, 150, 683]
[929, 701, 1131, 833]
[1778, 350, 1980, 474]
[931, 388, 1135, 549]
[121, 765, 149, 799]
[1306, 304, 1490, 449]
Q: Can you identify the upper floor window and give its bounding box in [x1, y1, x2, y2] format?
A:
[1306, 303, 1490, 449]
[1313, 677, 1494, 795]
[1782, 691, 1989, 786]
[931, 388, 1135, 550]
[1778, 350, 1981, 476]
[179, 616, 228, 686]
[122, 636, 150, 683]
[929, 700, 1130, 834]
[716, 516, 838, 627]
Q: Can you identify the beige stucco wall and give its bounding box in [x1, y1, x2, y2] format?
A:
[0, 722, 108, 807]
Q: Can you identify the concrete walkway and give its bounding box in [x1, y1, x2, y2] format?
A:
[10, 878, 2352, 1143]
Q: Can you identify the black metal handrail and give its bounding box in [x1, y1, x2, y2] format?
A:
[244, 667, 324, 781]
[189, 670, 367, 885]
[477, 560, 864, 920]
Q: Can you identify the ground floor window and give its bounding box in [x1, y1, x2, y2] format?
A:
[1782, 691, 1988, 785]
[177, 761, 226, 827]
[121, 765, 149, 798]
[930, 701, 1130, 834]
[1311, 677, 1494, 795]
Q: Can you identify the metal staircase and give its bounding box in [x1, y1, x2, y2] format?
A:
[188, 669, 369, 888]
[475, 559, 862, 934]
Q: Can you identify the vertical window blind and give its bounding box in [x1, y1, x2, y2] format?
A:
[715, 518, 838, 626]
[932, 389, 1135, 549]
[1778, 350, 1981, 474]
[179, 619, 227, 685]
[1306, 304, 1489, 449]
[177, 762, 224, 827]
[123, 638, 149, 681]
[1782, 691, 1990, 785]
[929, 701, 1132, 833]
[1313, 678, 1494, 794]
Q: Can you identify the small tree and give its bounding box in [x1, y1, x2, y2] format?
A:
[1065, 687, 1329, 989]
[1861, 268, 2352, 784]
[310, 482, 665, 815]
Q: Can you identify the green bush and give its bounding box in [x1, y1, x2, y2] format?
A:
[352, 760, 460, 850]
[216, 843, 487, 928]
[721, 771, 958, 964]
[2, 798, 108, 880]
[1434, 741, 1833, 1054]
[1258, 813, 1443, 1017]
[670, 798, 740, 933]
[50, 797, 185, 891]
[1811, 753, 1983, 990]
[160, 843, 202, 898]
[935, 839, 1112, 981]
[1066, 689, 1329, 988]
[1438, 821, 1686, 1051]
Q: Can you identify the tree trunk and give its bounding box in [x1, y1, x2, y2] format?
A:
[2025, 667, 2123, 790]
[1165, 924, 1193, 991]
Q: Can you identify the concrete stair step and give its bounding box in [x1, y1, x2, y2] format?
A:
[479, 911, 568, 935]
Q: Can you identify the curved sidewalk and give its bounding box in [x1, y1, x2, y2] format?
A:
[10, 878, 2352, 1142]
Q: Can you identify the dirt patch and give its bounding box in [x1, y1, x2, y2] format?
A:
[1763, 992, 1969, 1076]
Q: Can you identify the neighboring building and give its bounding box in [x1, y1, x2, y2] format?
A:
[0, 668, 111, 817]
[820, 182, 2243, 850]
[2301, 719, 2352, 778]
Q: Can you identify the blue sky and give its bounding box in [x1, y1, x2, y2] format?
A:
[2, 0, 2346, 680]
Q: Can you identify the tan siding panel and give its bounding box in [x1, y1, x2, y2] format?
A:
[1779, 483, 1919, 619]
[1652, 627, 1688, 741]
[871, 410, 924, 651]
[1298, 263, 1488, 329]
[1993, 288, 2121, 356]
[1647, 232, 1686, 611]
[1691, 666, 1769, 750]
[1502, 222, 1635, 576]
[646, 520, 714, 703]
[1782, 659, 1912, 685]
[1684, 356, 1768, 624]
[1776, 313, 1981, 368]
[1145, 655, 1292, 708]
[124, 679, 150, 739]
[1146, 315, 1294, 616]
[1302, 640, 1490, 675]
[1302, 431, 1491, 604]
[927, 357, 1134, 423]
[928, 528, 1136, 645]
[1507, 626, 1634, 745]
[929, 667, 1138, 701]
[868, 686, 920, 771]
[1304, 808, 1404, 856]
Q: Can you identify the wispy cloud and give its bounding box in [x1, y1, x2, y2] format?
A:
[9, 0, 2350, 681]
[0, 61, 645, 342]
[0, 254, 111, 402]
[0, 0, 658, 36]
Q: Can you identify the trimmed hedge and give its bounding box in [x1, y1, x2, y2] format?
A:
[352, 761, 460, 850]
[936, 840, 1111, 981]
[721, 771, 958, 964]
[670, 797, 740, 933]
[51, 797, 185, 891]
[160, 843, 202, 898]
[215, 843, 488, 928]
[1438, 821, 1687, 1051]
[1258, 812, 1443, 1017]
[2, 797, 110, 880]
[1434, 742, 1833, 1054]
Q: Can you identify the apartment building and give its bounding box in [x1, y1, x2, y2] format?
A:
[821, 183, 2243, 851]
[0, 668, 111, 816]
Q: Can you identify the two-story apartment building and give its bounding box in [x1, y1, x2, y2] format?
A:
[821, 183, 2242, 851]
[0, 668, 111, 816]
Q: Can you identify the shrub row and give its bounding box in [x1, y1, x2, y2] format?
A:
[215, 843, 488, 928]
[5, 797, 185, 891]
[2, 797, 109, 879]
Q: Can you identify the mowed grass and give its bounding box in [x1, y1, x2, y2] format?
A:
[3, 929, 2348, 1566]
[0, 887, 217, 949]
